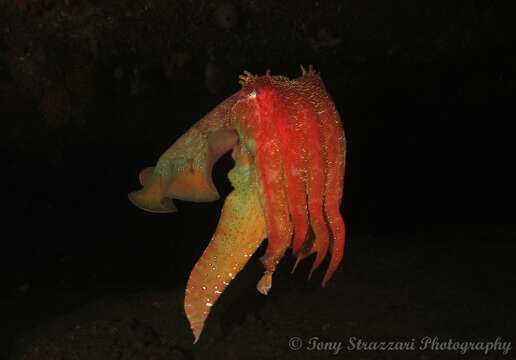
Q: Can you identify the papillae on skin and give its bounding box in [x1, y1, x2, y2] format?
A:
[129, 66, 346, 343]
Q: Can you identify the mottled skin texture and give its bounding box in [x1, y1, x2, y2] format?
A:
[128, 66, 346, 343]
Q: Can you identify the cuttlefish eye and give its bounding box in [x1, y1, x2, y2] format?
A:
[248, 89, 258, 98]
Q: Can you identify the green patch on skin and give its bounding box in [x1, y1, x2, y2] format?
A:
[227, 159, 250, 193]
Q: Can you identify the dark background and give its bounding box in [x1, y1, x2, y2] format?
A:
[0, 1, 514, 359]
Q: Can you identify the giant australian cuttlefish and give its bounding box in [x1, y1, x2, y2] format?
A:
[129, 66, 346, 342]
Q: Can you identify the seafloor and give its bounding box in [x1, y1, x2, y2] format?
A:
[4, 231, 514, 360]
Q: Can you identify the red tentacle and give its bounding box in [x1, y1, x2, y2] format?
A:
[253, 87, 293, 274]
[302, 103, 330, 278]
[276, 96, 310, 258]
[313, 80, 346, 287]
[256, 138, 293, 273]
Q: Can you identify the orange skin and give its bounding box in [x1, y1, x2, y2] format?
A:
[128, 66, 346, 343]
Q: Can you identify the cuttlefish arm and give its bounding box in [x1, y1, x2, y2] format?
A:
[128, 93, 240, 212]
[128, 91, 268, 343]
[185, 143, 266, 343]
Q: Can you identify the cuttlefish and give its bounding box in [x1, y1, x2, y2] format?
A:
[129, 66, 346, 343]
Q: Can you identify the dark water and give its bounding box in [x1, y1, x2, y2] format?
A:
[0, 1, 514, 359]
